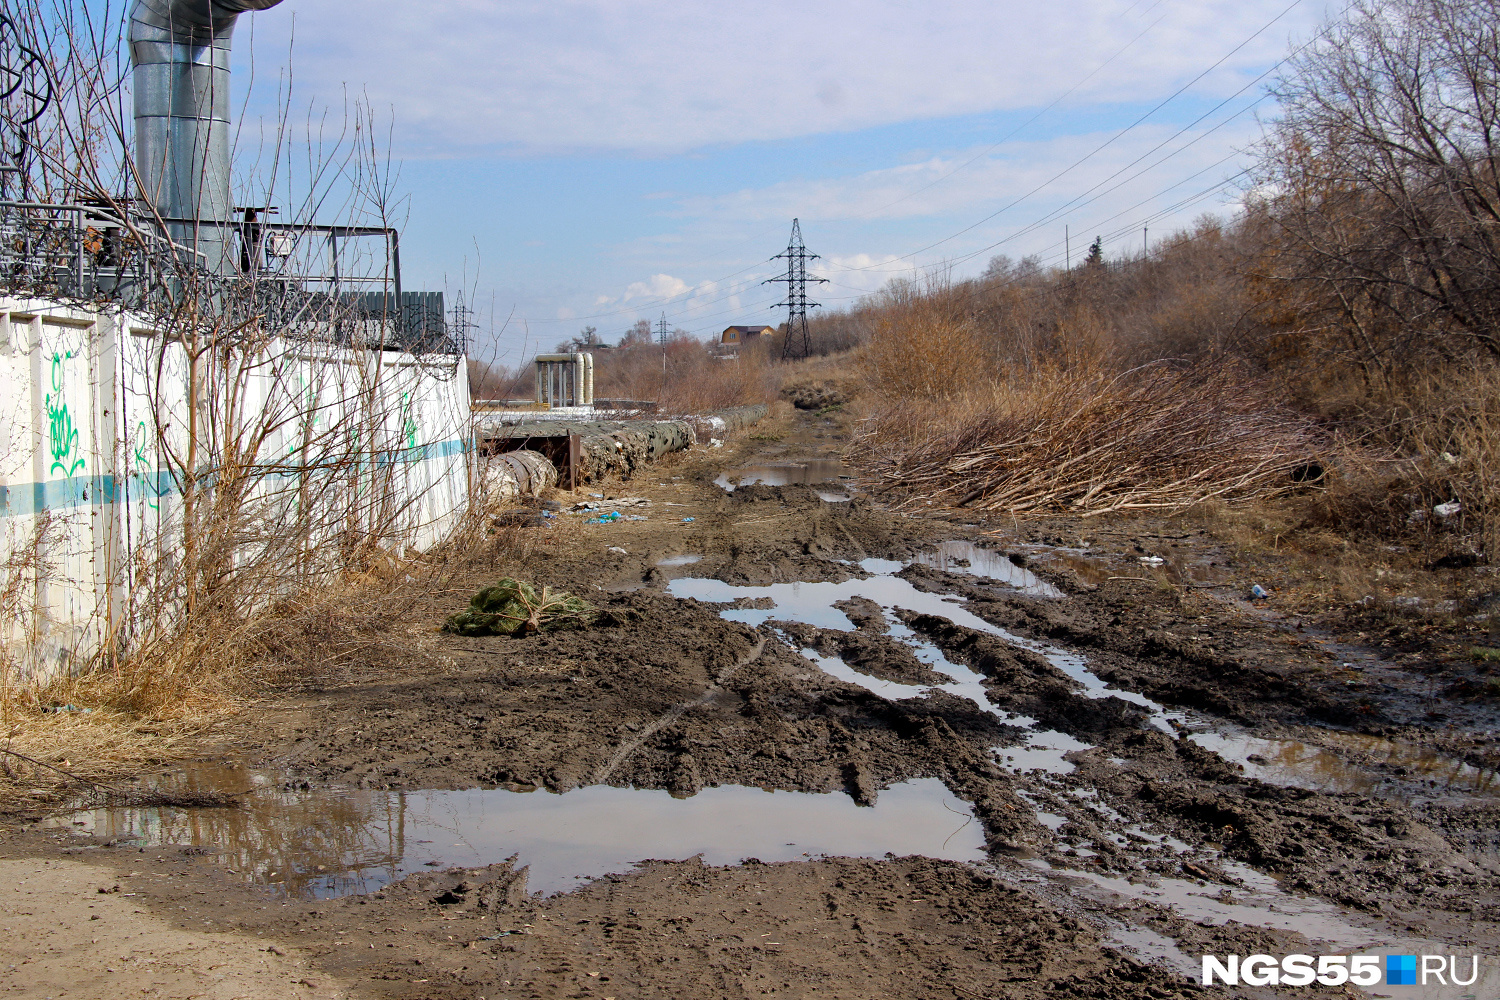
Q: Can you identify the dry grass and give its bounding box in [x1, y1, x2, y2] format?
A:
[0, 501, 588, 813]
[853, 359, 1318, 516]
[857, 282, 986, 402]
[1304, 366, 1500, 561]
[590, 338, 778, 413]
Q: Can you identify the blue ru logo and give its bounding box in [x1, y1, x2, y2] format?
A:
[1387, 955, 1417, 986]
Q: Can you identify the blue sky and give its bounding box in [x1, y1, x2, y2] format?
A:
[225, 0, 1335, 365]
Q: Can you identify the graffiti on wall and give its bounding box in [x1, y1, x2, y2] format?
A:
[45, 349, 85, 477]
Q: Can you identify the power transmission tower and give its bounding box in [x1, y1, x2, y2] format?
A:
[658, 312, 668, 382]
[764, 218, 828, 359]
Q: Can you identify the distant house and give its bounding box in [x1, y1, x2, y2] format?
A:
[721, 325, 775, 349]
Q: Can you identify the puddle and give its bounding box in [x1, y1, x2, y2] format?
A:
[674, 554, 1492, 803]
[913, 541, 1064, 598]
[670, 572, 1101, 705]
[715, 459, 846, 491]
[1183, 724, 1500, 799]
[998, 728, 1094, 776]
[49, 774, 984, 900]
[669, 568, 1159, 777]
[656, 554, 704, 567]
[1006, 855, 1500, 999]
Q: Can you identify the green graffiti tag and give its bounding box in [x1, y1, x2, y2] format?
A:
[134, 420, 159, 510]
[45, 350, 85, 477]
[401, 392, 419, 450]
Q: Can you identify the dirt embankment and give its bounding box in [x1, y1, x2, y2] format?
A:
[6, 403, 1500, 999]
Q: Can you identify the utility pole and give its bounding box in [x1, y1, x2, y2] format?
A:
[764, 218, 828, 360]
[1143, 226, 1148, 257]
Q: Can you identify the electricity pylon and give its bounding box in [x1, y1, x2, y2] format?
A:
[764, 218, 827, 359]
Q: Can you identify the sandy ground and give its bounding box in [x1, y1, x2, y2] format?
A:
[0, 856, 347, 999]
[4, 402, 1500, 999]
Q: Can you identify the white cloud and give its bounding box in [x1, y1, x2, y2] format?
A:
[815, 254, 908, 297]
[243, 0, 1330, 154]
[623, 273, 690, 301]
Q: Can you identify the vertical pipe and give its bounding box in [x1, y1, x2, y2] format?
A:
[129, 0, 287, 275]
[76, 208, 85, 292]
[390, 228, 402, 346]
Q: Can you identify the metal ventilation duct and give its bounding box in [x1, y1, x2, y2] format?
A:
[130, 0, 285, 274]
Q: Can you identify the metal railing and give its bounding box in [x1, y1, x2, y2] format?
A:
[0, 201, 462, 356]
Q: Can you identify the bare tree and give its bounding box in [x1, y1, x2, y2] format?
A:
[1252, 0, 1500, 381]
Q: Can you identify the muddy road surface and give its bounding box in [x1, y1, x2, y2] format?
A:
[6, 406, 1500, 999]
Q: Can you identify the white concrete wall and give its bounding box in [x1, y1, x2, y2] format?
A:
[0, 297, 472, 685]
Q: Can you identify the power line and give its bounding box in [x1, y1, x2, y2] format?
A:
[849, 9, 1173, 222]
[826, 0, 1306, 275]
[502, 1, 1315, 344]
[495, 7, 1228, 333]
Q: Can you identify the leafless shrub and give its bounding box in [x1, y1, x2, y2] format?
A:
[1250, 0, 1500, 380]
[858, 276, 987, 401]
[854, 361, 1317, 516]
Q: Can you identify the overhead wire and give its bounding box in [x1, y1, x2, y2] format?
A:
[846, 8, 1173, 222]
[513, 0, 1319, 344]
[504, 1, 1252, 335]
[825, 0, 1305, 274]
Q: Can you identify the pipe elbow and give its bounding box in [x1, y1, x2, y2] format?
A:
[130, 0, 285, 44]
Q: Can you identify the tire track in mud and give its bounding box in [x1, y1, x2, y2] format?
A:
[591, 634, 768, 785]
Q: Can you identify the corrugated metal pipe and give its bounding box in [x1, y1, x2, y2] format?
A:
[130, 0, 286, 274]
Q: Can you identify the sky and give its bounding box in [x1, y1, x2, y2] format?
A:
[224, 0, 1337, 365]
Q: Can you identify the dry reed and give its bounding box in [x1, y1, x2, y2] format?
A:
[854, 361, 1317, 516]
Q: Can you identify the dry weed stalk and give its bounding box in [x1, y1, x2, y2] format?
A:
[1307, 365, 1500, 557]
[0, 513, 54, 727]
[855, 362, 1316, 516]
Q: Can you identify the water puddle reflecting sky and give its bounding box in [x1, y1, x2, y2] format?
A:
[912, 540, 1064, 598]
[1182, 724, 1500, 799]
[714, 460, 847, 492]
[673, 548, 1500, 800]
[49, 776, 983, 900]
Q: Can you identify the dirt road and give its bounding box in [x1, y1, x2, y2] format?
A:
[5, 404, 1499, 999]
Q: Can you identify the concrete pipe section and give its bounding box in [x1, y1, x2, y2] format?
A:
[483, 449, 558, 502]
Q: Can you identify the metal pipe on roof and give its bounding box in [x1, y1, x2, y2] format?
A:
[130, 0, 286, 275]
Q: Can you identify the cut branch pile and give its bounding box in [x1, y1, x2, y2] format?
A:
[444, 578, 596, 637]
[853, 364, 1318, 516]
